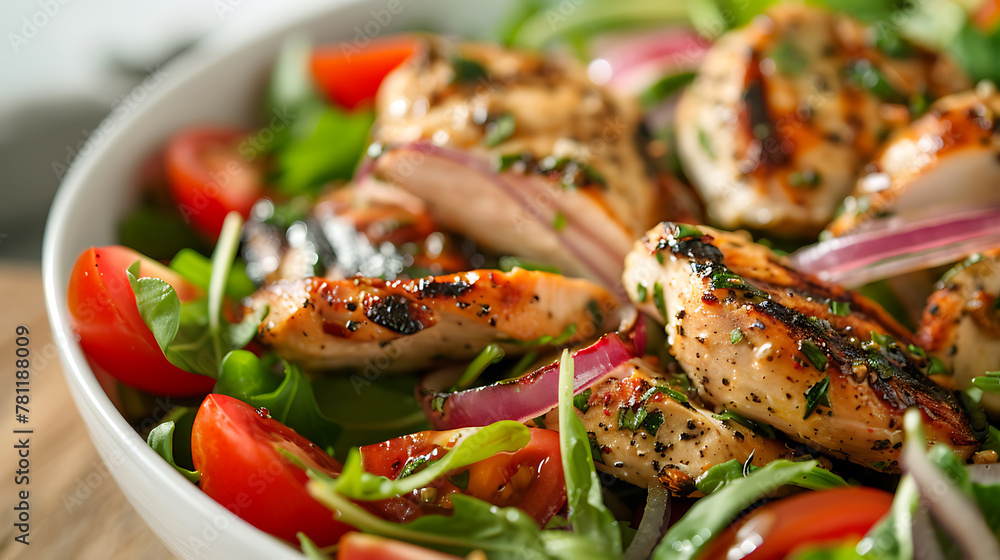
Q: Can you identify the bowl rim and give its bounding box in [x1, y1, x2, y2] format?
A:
[39, 0, 380, 556]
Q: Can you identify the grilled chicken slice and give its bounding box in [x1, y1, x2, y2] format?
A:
[917, 250, 1000, 417]
[826, 86, 1000, 237]
[623, 223, 982, 471]
[530, 357, 793, 494]
[369, 37, 697, 291]
[248, 269, 616, 373]
[242, 180, 478, 284]
[676, 5, 968, 237]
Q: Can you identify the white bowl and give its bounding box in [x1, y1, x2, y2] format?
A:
[42, 1, 512, 557]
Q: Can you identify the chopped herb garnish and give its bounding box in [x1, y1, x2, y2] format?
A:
[618, 406, 649, 432]
[803, 375, 831, 419]
[574, 388, 593, 413]
[636, 283, 648, 303]
[642, 411, 664, 436]
[712, 409, 777, 439]
[771, 40, 808, 75]
[730, 328, 743, 344]
[927, 356, 949, 375]
[907, 344, 927, 358]
[450, 56, 488, 84]
[484, 113, 515, 147]
[552, 212, 568, 231]
[788, 169, 822, 188]
[588, 432, 605, 464]
[697, 128, 715, 159]
[799, 339, 828, 372]
[655, 251, 665, 265]
[586, 300, 604, 329]
[641, 385, 688, 404]
[827, 299, 851, 317]
[652, 282, 668, 320]
[503, 323, 577, 347]
[498, 152, 527, 172]
[673, 224, 702, 240]
[710, 270, 768, 299]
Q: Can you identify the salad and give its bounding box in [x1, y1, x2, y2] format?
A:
[64, 0, 1000, 558]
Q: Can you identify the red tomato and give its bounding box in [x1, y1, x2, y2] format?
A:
[699, 486, 894, 560]
[337, 533, 462, 560]
[165, 128, 264, 239]
[311, 36, 420, 110]
[67, 245, 213, 396]
[975, 0, 1000, 31]
[360, 428, 566, 526]
[191, 394, 352, 547]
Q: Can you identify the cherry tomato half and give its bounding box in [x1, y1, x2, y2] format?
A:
[699, 486, 894, 560]
[165, 127, 265, 239]
[67, 245, 213, 396]
[337, 533, 462, 560]
[191, 394, 352, 547]
[360, 427, 567, 526]
[311, 36, 420, 110]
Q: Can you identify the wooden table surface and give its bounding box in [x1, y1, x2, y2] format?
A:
[0, 264, 175, 560]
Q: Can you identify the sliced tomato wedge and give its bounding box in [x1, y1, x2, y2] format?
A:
[337, 533, 462, 560]
[699, 486, 894, 560]
[165, 127, 265, 239]
[191, 394, 353, 547]
[311, 36, 420, 110]
[67, 245, 212, 396]
[360, 427, 566, 526]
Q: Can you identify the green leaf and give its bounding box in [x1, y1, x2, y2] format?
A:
[119, 206, 211, 261]
[557, 349, 623, 557]
[169, 248, 256, 300]
[214, 352, 343, 452]
[308, 486, 552, 559]
[127, 261, 181, 354]
[333, 421, 530, 501]
[498, 255, 561, 274]
[510, 0, 688, 50]
[653, 459, 846, 560]
[640, 71, 696, 109]
[273, 104, 374, 196]
[269, 34, 324, 119]
[972, 371, 1000, 394]
[485, 113, 516, 147]
[730, 328, 743, 344]
[642, 385, 688, 405]
[296, 532, 329, 560]
[799, 340, 828, 372]
[208, 213, 243, 361]
[828, 300, 851, 317]
[574, 388, 592, 413]
[146, 421, 200, 483]
[454, 344, 506, 390]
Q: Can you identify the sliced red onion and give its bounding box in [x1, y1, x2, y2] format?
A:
[912, 500, 946, 560]
[420, 334, 634, 430]
[399, 141, 628, 294]
[900, 412, 1000, 560]
[790, 207, 1000, 288]
[590, 27, 707, 95]
[624, 483, 671, 560]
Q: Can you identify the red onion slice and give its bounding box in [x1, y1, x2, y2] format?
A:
[590, 27, 707, 94]
[624, 483, 671, 560]
[420, 334, 634, 430]
[790, 207, 1000, 288]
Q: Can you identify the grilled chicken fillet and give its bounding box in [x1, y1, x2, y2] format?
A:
[676, 5, 968, 237]
[248, 269, 616, 373]
[623, 222, 982, 471]
[917, 250, 1000, 418]
[369, 37, 697, 291]
[531, 357, 793, 494]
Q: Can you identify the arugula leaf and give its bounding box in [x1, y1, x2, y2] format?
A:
[168, 248, 256, 300]
[296, 533, 329, 560]
[273, 105, 373, 195]
[640, 71, 696, 109]
[454, 344, 506, 390]
[333, 421, 530, 501]
[654, 459, 847, 560]
[509, 0, 688, 50]
[557, 349, 623, 557]
[129, 214, 266, 378]
[119, 206, 212, 261]
[146, 421, 200, 483]
[308, 486, 552, 559]
[214, 350, 343, 452]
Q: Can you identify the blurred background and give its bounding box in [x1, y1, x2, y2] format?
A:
[0, 0, 326, 261]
